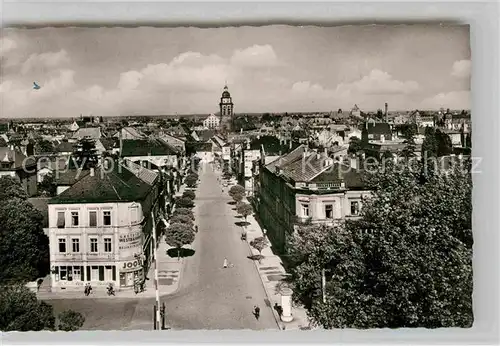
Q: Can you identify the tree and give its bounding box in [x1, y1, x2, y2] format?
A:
[348, 136, 363, 155]
[57, 310, 85, 331]
[170, 214, 194, 226]
[236, 202, 253, 222]
[232, 192, 244, 204]
[289, 159, 472, 329]
[173, 207, 194, 220]
[185, 175, 198, 188]
[422, 128, 453, 158]
[0, 178, 49, 284]
[176, 197, 194, 209]
[228, 185, 245, 198]
[0, 176, 28, 200]
[38, 173, 56, 197]
[35, 139, 55, 154]
[435, 129, 453, 157]
[401, 124, 417, 159]
[182, 190, 196, 201]
[0, 285, 56, 331]
[250, 236, 269, 263]
[71, 137, 99, 170]
[165, 222, 196, 260]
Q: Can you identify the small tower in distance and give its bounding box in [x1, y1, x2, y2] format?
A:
[219, 84, 234, 131]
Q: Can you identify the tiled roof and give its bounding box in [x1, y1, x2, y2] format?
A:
[0, 147, 36, 169]
[280, 151, 331, 182]
[49, 164, 154, 204]
[54, 169, 90, 186]
[249, 135, 300, 155]
[122, 160, 159, 185]
[120, 127, 146, 139]
[195, 142, 213, 152]
[121, 139, 178, 157]
[265, 144, 307, 173]
[72, 127, 102, 140]
[311, 163, 364, 188]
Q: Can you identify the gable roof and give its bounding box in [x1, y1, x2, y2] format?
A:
[122, 160, 159, 185]
[197, 129, 216, 142]
[49, 163, 155, 204]
[0, 147, 36, 169]
[121, 139, 178, 157]
[114, 127, 146, 139]
[72, 127, 102, 140]
[195, 142, 213, 152]
[366, 122, 392, 135]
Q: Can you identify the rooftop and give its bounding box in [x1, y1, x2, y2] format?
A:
[121, 138, 179, 157]
[49, 163, 156, 204]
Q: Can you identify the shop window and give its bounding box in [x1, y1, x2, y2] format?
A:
[60, 266, 67, 281]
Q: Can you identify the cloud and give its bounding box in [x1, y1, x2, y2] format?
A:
[21, 49, 70, 75]
[336, 69, 419, 95]
[451, 59, 471, 78]
[230, 44, 279, 68]
[0, 37, 17, 56]
[420, 90, 470, 110]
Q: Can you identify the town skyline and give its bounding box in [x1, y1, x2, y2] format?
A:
[0, 24, 470, 119]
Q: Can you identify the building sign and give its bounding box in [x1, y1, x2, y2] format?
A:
[119, 231, 142, 250]
[121, 259, 143, 272]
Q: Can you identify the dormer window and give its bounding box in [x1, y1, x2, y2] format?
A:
[1, 162, 11, 169]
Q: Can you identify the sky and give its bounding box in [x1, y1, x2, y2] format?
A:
[0, 25, 470, 118]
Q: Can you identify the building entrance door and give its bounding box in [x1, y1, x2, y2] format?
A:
[126, 272, 134, 286]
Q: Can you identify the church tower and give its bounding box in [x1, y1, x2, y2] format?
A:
[219, 84, 234, 130]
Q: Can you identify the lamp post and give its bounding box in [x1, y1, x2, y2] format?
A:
[151, 211, 161, 331]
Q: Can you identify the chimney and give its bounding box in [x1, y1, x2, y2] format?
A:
[316, 152, 321, 160]
[289, 140, 292, 150]
[324, 147, 328, 156]
[385, 102, 388, 122]
[119, 131, 123, 156]
[90, 168, 95, 177]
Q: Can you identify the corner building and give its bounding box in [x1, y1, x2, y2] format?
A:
[47, 161, 164, 291]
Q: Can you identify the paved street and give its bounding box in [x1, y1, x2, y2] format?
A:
[48, 163, 277, 330]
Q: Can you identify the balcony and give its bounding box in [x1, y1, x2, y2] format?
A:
[314, 182, 344, 190]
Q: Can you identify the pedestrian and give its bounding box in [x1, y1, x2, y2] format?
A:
[223, 257, 228, 268]
[84, 284, 88, 296]
[88, 284, 93, 295]
[274, 303, 283, 317]
[254, 305, 260, 320]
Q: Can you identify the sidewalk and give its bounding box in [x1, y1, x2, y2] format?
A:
[233, 196, 312, 329]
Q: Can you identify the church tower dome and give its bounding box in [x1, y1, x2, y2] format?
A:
[219, 84, 234, 131]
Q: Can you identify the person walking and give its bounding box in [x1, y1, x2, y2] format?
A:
[253, 305, 260, 320]
[223, 257, 228, 268]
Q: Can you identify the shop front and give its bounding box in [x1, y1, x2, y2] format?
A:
[119, 259, 144, 287]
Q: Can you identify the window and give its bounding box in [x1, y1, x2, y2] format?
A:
[90, 238, 98, 253]
[59, 266, 67, 281]
[351, 201, 360, 215]
[58, 238, 66, 253]
[325, 204, 333, 219]
[103, 211, 111, 226]
[104, 238, 112, 253]
[72, 238, 80, 253]
[57, 211, 65, 228]
[130, 206, 139, 224]
[301, 203, 310, 217]
[73, 266, 81, 280]
[71, 212, 79, 226]
[89, 211, 97, 227]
